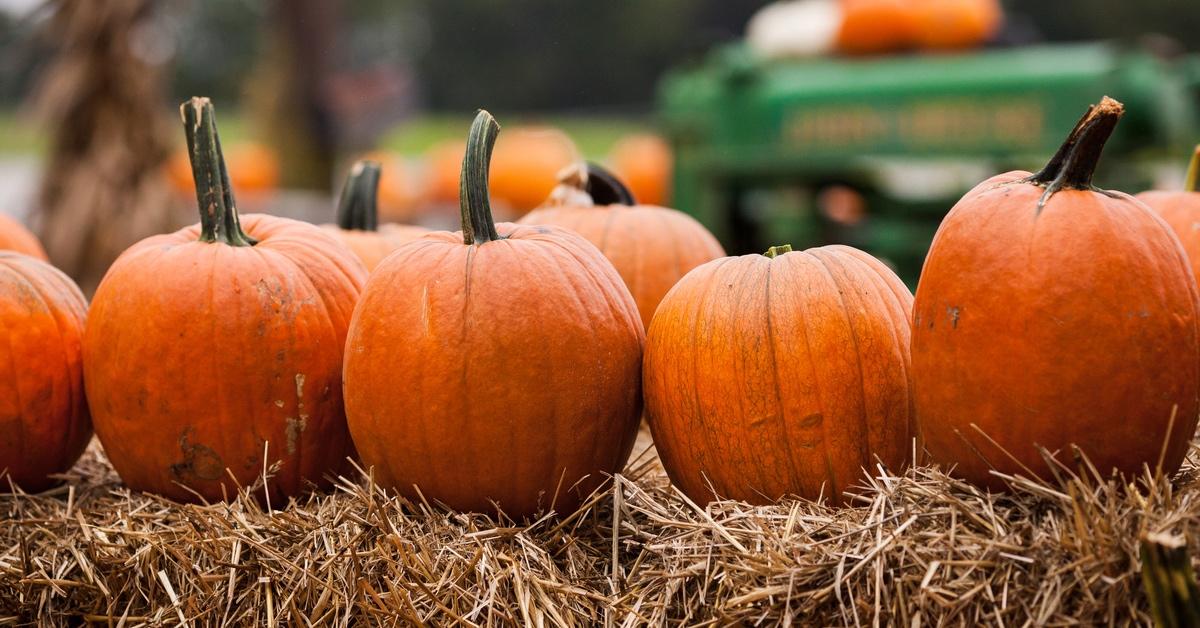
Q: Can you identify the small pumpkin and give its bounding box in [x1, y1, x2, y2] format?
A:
[912, 98, 1199, 490]
[645, 244, 915, 505]
[1137, 146, 1200, 282]
[423, 139, 467, 206]
[166, 141, 280, 200]
[609, 133, 673, 207]
[323, 160, 428, 272]
[0, 214, 49, 261]
[0, 252, 90, 492]
[360, 151, 426, 223]
[836, 0, 918, 55]
[487, 125, 580, 217]
[519, 163, 724, 330]
[911, 0, 1002, 51]
[85, 98, 366, 503]
[344, 111, 644, 518]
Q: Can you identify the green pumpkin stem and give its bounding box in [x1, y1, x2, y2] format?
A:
[181, 97, 256, 246]
[585, 162, 637, 206]
[1186, 145, 1200, 193]
[336, 160, 382, 231]
[459, 110, 502, 245]
[1027, 96, 1124, 211]
[764, 244, 793, 258]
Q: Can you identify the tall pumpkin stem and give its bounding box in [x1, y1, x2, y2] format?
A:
[1026, 96, 1124, 211]
[336, 160, 382, 231]
[1185, 145, 1200, 193]
[181, 97, 256, 247]
[459, 110, 501, 245]
[585, 162, 637, 206]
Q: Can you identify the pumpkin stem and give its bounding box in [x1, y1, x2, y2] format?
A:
[336, 160, 382, 231]
[1027, 96, 1124, 211]
[181, 97, 257, 247]
[459, 110, 502, 245]
[585, 162, 637, 206]
[1185, 145, 1200, 193]
[764, 244, 793, 258]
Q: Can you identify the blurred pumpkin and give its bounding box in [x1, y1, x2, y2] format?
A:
[423, 139, 466, 206]
[166, 141, 281, 199]
[0, 214, 49, 261]
[912, 98, 1199, 490]
[323, 160, 428, 272]
[85, 99, 365, 504]
[519, 163, 723, 330]
[487, 125, 580, 216]
[836, 0, 917, 55]
[645, 244, 915, 504]
[344, 111, 643, 518]
[911, 0, 1002, 51]
[0, 252, 90, 492]
[609, 134, 673, 207]
[1136, 146, 1200, 282]
[360, 151, 426, 223]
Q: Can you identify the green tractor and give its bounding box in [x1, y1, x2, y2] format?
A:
[658, 42, 1200, 284]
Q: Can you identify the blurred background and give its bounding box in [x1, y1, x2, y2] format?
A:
[2, 0, 1199, 290]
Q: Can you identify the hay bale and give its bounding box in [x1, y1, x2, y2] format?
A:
[1, 430, 1197, 625]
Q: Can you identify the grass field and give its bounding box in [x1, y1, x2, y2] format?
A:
[0, 110, 653, 159]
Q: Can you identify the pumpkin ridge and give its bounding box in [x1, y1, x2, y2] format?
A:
[679, 258, 735, 498]
[721, 257, 773, 497]
[793, 251, 853, 497]
[14, 262, 83, 464]
[544, 235, 643, 336]
[813, 248, 896, 472]
[844, 250, 916, 457]
[761, 255, 807, 495]
[0, 266, 30, 466]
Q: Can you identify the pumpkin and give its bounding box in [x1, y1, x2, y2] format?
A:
[360, 150, 426, 223]
[912, 97, 1199, 490]
[322, 160, 428, 272]
[1137, 145, 1200, 282]
[0, 214, 49, 261]
[423, 139, 466, 206]
[0, 252, 90, 492]
[836, 0, 918, 55]
[487, 125, 580, 217]
[609, 133, 673, 207]
[166, 141, 280, 199]
[911, 0, 1002, 51]
[84, 98, 366, 503]
[519, 163, 724, 330]
[344, 111, 644, 518]
[644, 243, 915, 505]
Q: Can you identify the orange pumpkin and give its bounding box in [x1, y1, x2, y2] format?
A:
[645, 243, 915, 504]
[836, 0, 918, 55]
[487, 125, 580, 217]
[423, 139, 466, 206]
[84, 98, 366, 503]
[166, 141, 280, 199]
[323, 160, 428, 272]
[0, 252, 90, 492]
[911, 0, 1002, 51]
[912, 98, 1199, 490]
[360, 151, 426, 223]
[344, 111, 643, 518]
[609, 133, 673, 207]
[0, 214, 49, 261]
[1137, 146, 1200, 281]
[519, 163, 724, 330]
